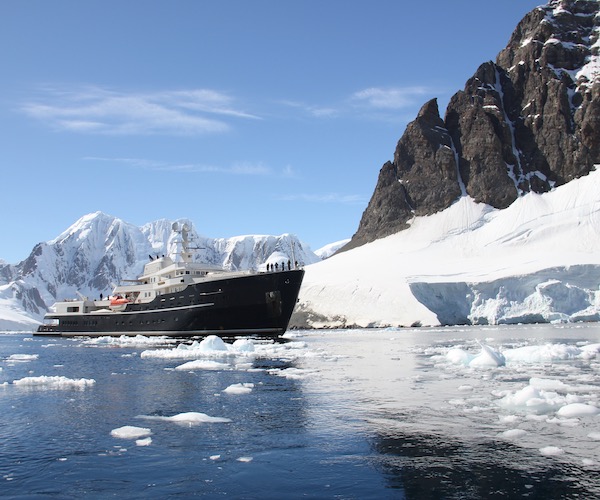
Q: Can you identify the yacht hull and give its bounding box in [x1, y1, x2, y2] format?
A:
[36, 270, 304, 338]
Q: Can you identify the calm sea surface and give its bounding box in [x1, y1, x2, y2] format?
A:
[1, 324, 599, 499]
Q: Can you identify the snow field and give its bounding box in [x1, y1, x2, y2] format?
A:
[298, 167, 600, 327]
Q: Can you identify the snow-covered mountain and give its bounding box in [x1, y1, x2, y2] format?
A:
[288, 0, 600, 329]
[290, 167, 600, 329]
[314, 239, 350, 260]
[0, 213, 320, 331]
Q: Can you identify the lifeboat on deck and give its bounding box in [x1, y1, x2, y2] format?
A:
[109, 296, 130, 311]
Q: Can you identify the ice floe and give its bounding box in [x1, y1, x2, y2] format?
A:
[110, 425, 152, 439]
[5, 354, 39, 363]
[82, 335, 178, 348]
[139, 411, 232, 425]
[142, 335, 310, 359]
[223, 383, 254, 394]
[12, 375, 96, 389]
[556, 403, 599, 418]
[175, 359, 232, 371]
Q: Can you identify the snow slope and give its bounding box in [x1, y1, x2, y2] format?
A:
[292, 167, 600, 328]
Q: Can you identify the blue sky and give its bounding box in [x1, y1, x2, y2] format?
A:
[0, 1, 542, 263]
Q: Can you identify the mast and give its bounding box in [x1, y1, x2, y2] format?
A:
[291, 237, 297, 269]
[169, 222, 192, 264]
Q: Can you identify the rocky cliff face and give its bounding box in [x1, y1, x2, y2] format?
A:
[346, 0, 599, 250]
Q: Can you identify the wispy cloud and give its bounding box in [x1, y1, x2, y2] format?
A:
[351, 86, 432, 110]
[84, 156, 278, 176]
[278, 86, 436, 122]
[279, 99, 339, 118]
[276, 192, 367, 205]
[21, 83, 438, 135]
[21, 85, 260, 136]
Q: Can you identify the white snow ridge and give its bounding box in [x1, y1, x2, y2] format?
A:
[294, 167, 600, 328]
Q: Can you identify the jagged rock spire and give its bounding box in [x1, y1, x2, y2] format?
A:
[344, 0, 599, 251]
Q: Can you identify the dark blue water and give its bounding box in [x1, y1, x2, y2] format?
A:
[1, 326, 599, 499]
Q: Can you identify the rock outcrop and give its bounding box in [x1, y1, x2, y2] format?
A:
[345, 0, 599, 251]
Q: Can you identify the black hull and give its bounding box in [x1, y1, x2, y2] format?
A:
[36, 270, 304, 338]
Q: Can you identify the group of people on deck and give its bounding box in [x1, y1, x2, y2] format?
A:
[266, 260, 299, 272]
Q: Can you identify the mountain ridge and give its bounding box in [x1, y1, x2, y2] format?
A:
[344, 0, 599, 251]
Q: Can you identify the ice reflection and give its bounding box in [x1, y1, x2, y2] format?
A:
[298, 324, 600, 497]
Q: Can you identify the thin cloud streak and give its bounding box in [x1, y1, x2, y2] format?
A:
[84, 157, 274, 176]
[277, 192, 367, 205]
[278, 85, 437, 121]
[279, 99, 339, 118]
[351, 86, 433, 110]
[21, 85, 260, 136]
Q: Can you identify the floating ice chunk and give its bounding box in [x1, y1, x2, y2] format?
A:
[268, 367, 313, 379]
[498, 385, 564, 414]
[546, 416, 580, 427]
[136, 437, 152, 446]
[84, 335, 177, 347]
[7, 354, 39, 362]
[13, 375, 95, 390]
[503, 343, 582, 363]
[232, 339, 255, 353]
[175, 360, 231, 371]
[141, 335, 256, 360]
[469, 343, 505, 368]
[165, 412, 231, 424]
[237, 456, 253, 462]
[198, 335, 228, 352]
[223, 383, 254, 395]
[139, 412, 231, 425]
[588, 432, 600, 441]
[446, 348, 472, 365]
[579, 343, 600, 359]
[500, 429, 527, 439]
[529, 377, 569, 392]
[556, 403, 599, 418]
[499, 415, 520, 424]
[110, 426, 152, 440]
[539, 446, 564, 456]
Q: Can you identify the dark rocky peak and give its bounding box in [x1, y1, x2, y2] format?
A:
[343, 0, 599, 252]
[501, 0, 598, 74]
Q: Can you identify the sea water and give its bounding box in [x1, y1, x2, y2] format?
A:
[1, 324, 599, 499]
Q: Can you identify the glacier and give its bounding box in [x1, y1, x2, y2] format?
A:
[291, 167, 600, 328]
